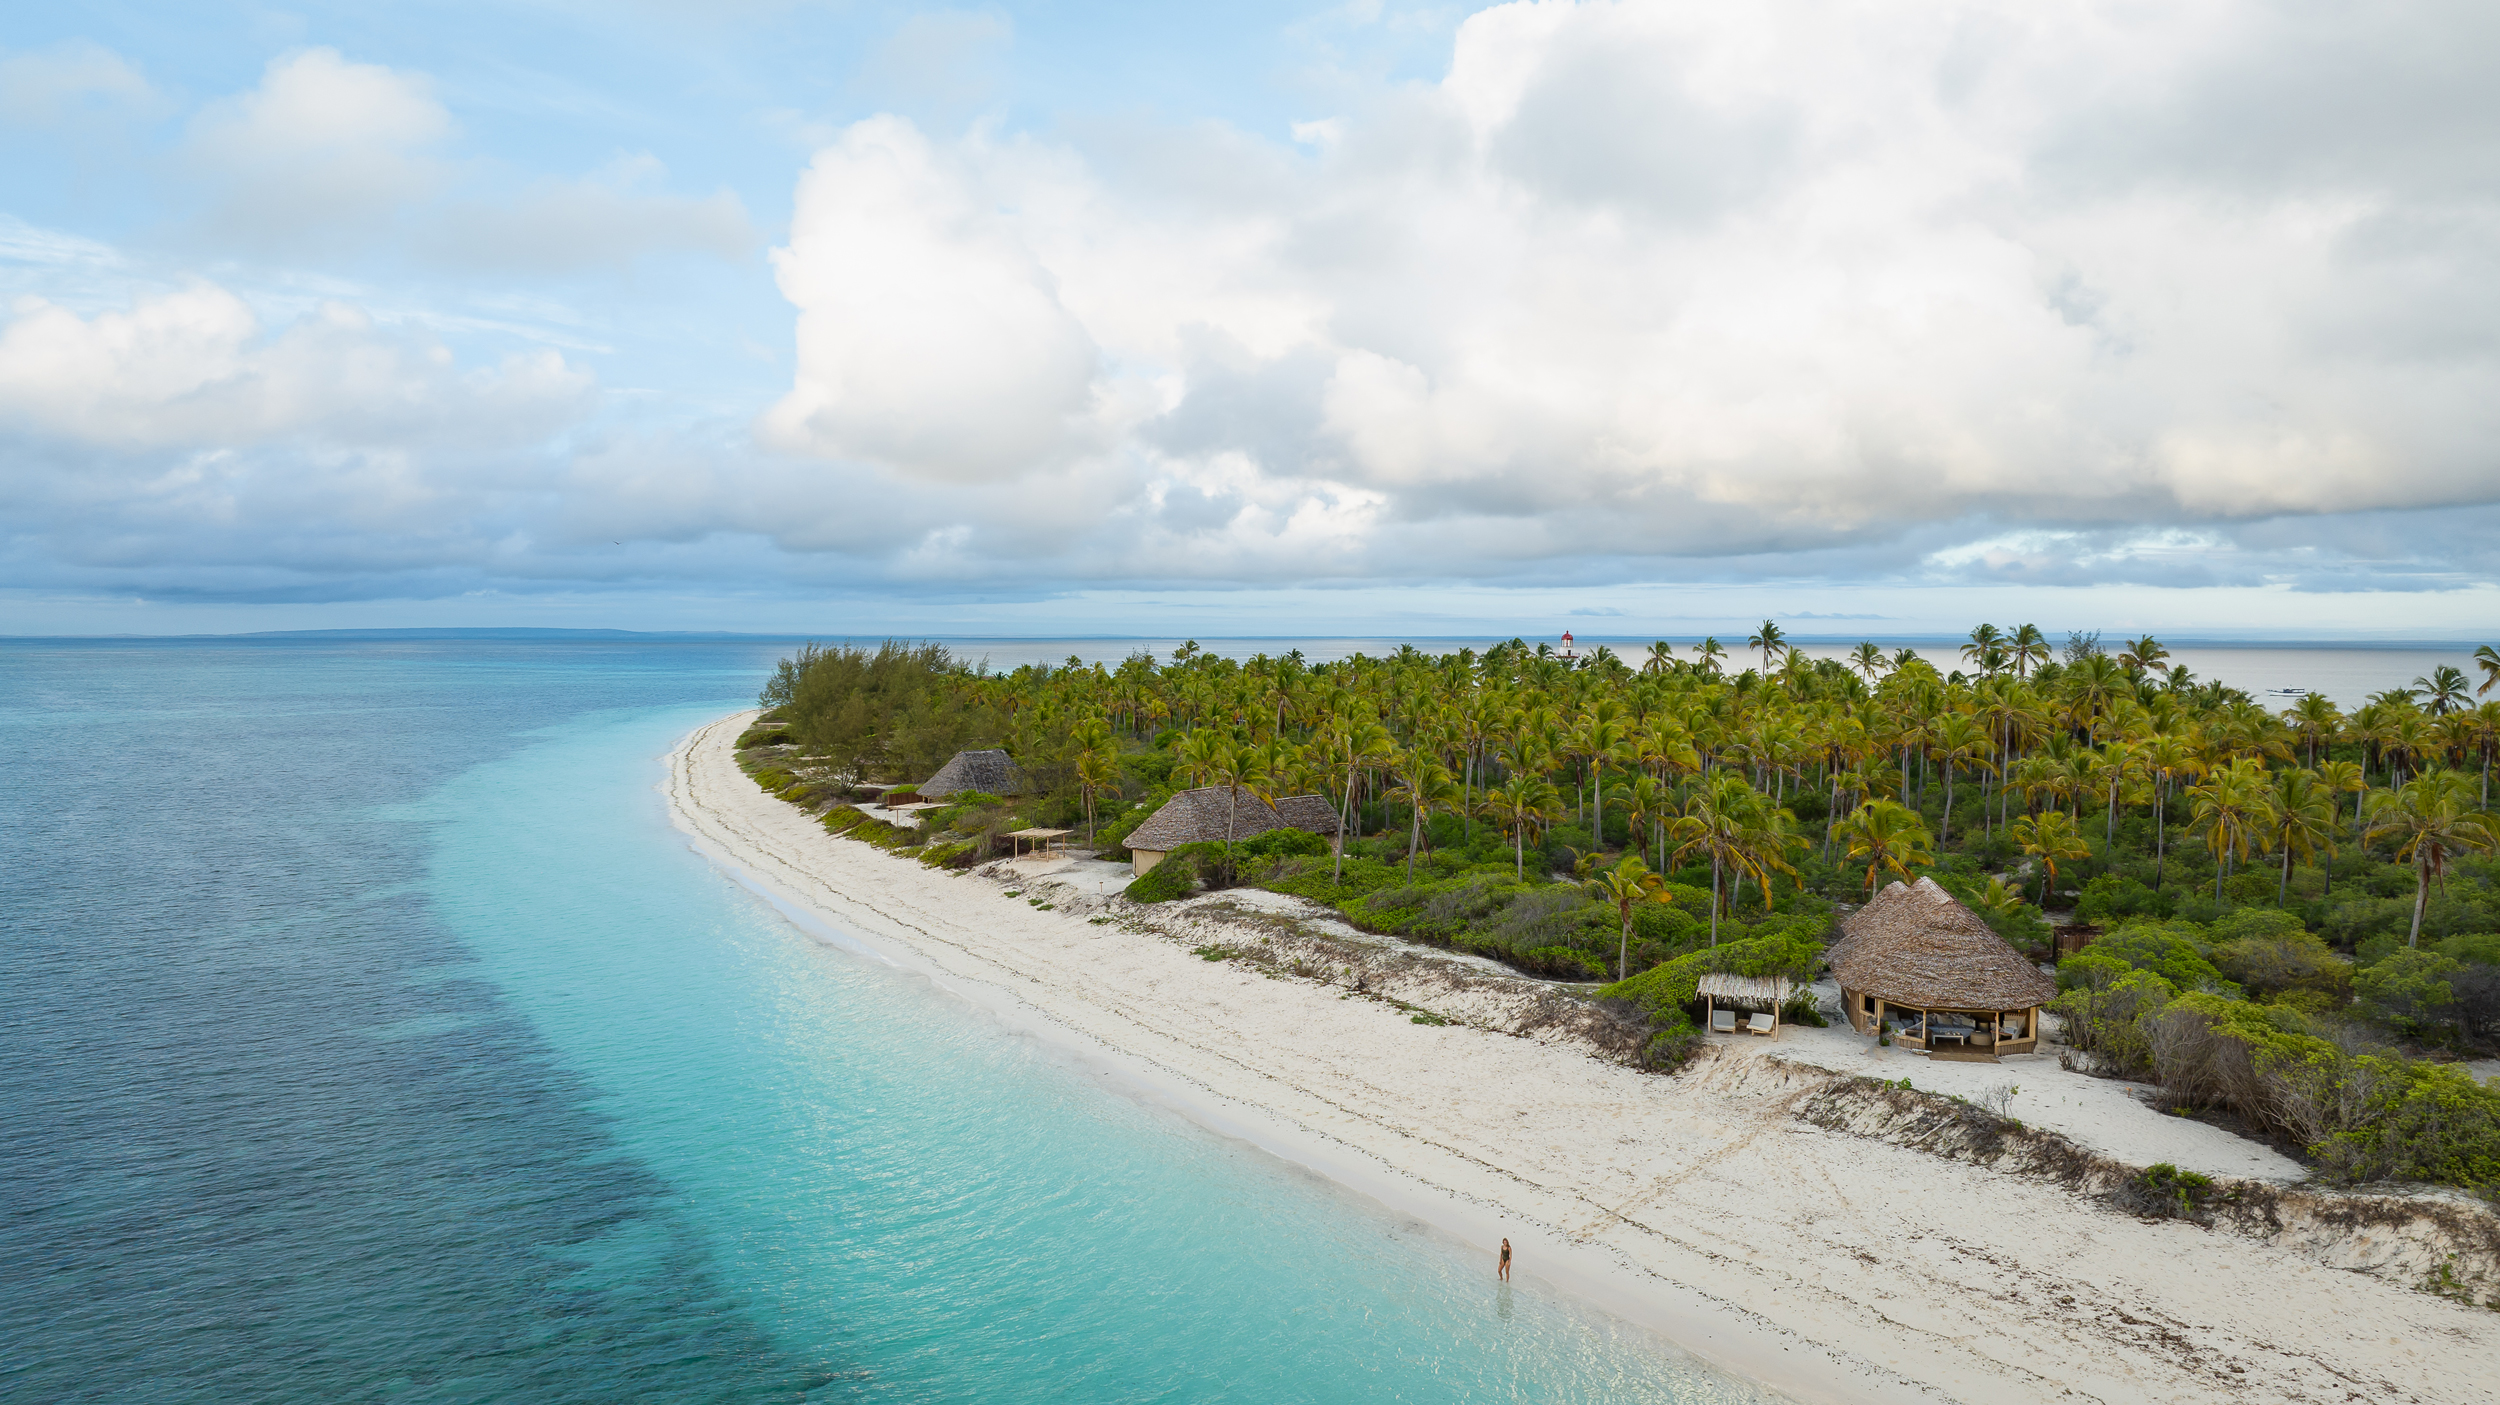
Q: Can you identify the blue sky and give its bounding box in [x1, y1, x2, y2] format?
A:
[5, 1, 2498, 639]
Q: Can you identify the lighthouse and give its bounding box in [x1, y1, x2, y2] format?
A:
[1559, 630, 1579, 661]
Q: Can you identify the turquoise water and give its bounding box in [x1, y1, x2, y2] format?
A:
[3, 639, 1767, 1402]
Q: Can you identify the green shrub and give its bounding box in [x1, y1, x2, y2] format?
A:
[2070, 870, 2170, 925]
[2209, 918, 2350, 1004]
[1598, 928, 1825, 1018]
[1637, 1010, 1704, 1070]
[2117, 1163, 2217, 1219]
[2087, 921, 2237, 994]
[1520, 946, 1606, 980]
[2436, 933, 2500, 967]
[735, 723, 791, 749]
[2355, 948, 2461, 1032]
[1124, 859, 1196, 903]
[1240, 827, 1331, 859]
[2312, 1060, 2500, 1191]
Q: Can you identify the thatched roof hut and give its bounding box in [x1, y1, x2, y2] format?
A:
[920, 749, 1026, 798]
[1122, 787, 1342, 875]
[1831, 877, 2055, 1059]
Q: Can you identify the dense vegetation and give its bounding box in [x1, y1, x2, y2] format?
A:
[748, 631, 2500, 1191]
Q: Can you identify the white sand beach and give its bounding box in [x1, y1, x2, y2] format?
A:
[668, 713, 2499, 1404]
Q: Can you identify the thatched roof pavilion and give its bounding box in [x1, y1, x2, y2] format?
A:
[919, 749, 1026, 798]
[1122, 787, 1342, 876]
[1696, 972, 1796, 1039]
[1831, 878, 2056, 1060]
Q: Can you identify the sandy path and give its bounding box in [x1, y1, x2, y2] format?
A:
[667, 713, 2498, 1405]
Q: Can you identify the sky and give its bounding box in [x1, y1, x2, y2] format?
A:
[3, 0, 2498, 640]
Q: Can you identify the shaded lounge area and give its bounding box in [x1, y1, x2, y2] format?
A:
[1698, 973, 1795, 1039]
[1827, 877, 2055, 1062]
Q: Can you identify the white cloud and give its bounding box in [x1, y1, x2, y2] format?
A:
[183, 48, 452, 248]
[760, 116, 1101, 482]
[0, 40, 157, 126]
[754, 0, 2500, 589]
[0, 283, 590, 450]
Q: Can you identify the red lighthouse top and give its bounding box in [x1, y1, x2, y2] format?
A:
[1561, 631, 1575, 644]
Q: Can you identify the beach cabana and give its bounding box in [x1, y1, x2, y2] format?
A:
[1003, 827, 1071, 859]
[920, 749, 1027, 799]
[1123, 787, 1344, 876]
[1697, 973, 1795, 1038]
[1829, 878, 2055, 1060]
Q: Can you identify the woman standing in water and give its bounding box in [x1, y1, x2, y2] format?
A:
[1497, 1238, 1511, 1281]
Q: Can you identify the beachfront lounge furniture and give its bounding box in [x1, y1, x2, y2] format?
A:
[1826, 877, 2055, 1055]
[1696, 973, 1793, 1042]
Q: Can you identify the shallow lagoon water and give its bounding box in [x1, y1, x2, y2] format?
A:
[2, 638, 1767, 1402]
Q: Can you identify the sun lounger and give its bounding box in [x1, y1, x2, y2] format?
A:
[1711, 1008, 1738, 1034]
[1747, 1012, 1776, 1035]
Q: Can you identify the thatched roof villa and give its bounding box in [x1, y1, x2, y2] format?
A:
[1829, 877, 2056, 1061]
[919, 749, 1026, 799]
[1123, 787, 1343, 876]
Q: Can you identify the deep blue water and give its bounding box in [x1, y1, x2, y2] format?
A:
[1, 638, 1764, 1403]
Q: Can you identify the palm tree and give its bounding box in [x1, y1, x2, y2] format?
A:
[1930, 711, 1990, 843]
[2317, 758, 2368, 882]
[2010, 809, 2090, 907]
[1670, 773, 1768, 944]
[2187, 763, 2265, 903]
[1610, 773, 1675, 873]
[1585, 857, 1667, 979]
[2064, 655, 2128, 740]
[2117, 635, 2169, 678]
[1962, 624, 2005, 676]
[1173, 728, 1226, 788]
[2471, 701, 2500, 807]
[2365, 772, 2500, 947]
[2261, 768, 2337, 906]
[2286, 692, 2343, 769]
[2094, 738, 2142, 847]
[1073, 744, 1120, 840]
[1384, 749, 1456, 881]
[1206, 737, 1273, 881]
[2416, 664, 2472, 717]
[1837, 799, 1934, 900]
[2476, 644, 2500, 697]
[1694, 637, 1727, 676]
[1642, 641, 1676, 676]
[1484, 774, 1563, 881]
[1848, 641, 1888, 683]
[1968, 875, 2030, 925]
[1320, 719, 1395, 882]
[1748, 620, 1787, 675]
[2009, 624, 2050, 679]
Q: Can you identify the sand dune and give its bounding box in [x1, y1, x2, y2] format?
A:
[668, 712, 2498, 1404]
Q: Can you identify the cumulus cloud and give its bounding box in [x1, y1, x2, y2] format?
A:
[0, 284, 591, 450]
[760, 116, 1102, 481]
[14, 1, 2500, 611]
[183, 48, 452, 249]
[755, 0, 2500, 591]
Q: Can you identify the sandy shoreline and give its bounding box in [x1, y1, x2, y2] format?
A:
[666, 712, 2498, 1404]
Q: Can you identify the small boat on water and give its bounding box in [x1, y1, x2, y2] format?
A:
[2267, 686, 2310, 697]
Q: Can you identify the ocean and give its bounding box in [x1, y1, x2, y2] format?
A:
[0, 637, 1767, 1403]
